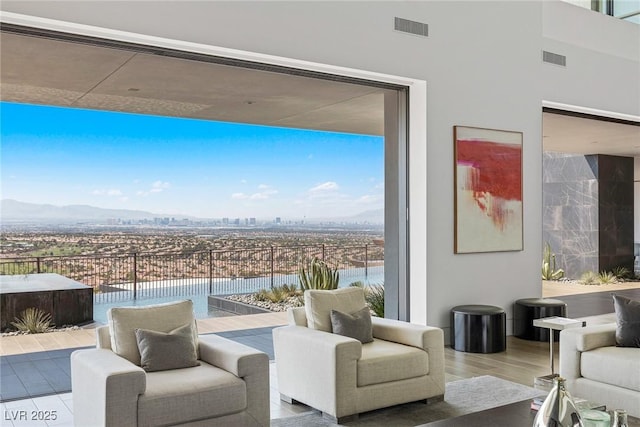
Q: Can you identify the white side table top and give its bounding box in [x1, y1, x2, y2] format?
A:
[533, 316, 584, 330]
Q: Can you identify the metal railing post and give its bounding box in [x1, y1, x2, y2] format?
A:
[322, 244, 325, 261]
[209, 250, 213, 294]
[133, 253, 137, 301]
[36, 257, 41, 274]
[365, 244, 369, 279]
[270, 246, 274, 289]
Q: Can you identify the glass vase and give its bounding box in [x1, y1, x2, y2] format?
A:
[612, 409, 628, 427]
[533, 376, 584, 427]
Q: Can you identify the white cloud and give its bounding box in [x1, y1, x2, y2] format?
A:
[92, 188, 123, 197]
[356, 195, 381, 204]
[231, 185, 278, 201]
[240, 179, 247, 184]
[137, 181, 170, 197]
[309, 181, 339, 193]
[150, 181, 170, 193]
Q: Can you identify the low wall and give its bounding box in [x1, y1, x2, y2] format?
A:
[1, 273, 93, 331]
[208, 295, 272, 315]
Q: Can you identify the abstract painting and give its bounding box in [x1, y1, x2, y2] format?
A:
[454, 126, 523, 253]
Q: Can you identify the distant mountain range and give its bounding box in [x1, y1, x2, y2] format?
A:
[0, 199, 192, 222]
[0, 199, 383, 224]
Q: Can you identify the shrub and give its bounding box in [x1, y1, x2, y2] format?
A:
[349, 281, 384, 317]
[611, 266, 632, 281]
[598, 271, 618, 284]
[365, 284, 385, 317]
[580, 271, 599, 286]
[10, 307, 53, 333]
[255, 284, 301, 303]
[298, 257, 339, 291]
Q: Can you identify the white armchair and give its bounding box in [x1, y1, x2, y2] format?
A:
[71, 300, 270, 427]
[272, 288, 445, 423]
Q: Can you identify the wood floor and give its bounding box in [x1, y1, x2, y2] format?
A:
[444, 335, 550, 387]
[447, 287, 640, 388]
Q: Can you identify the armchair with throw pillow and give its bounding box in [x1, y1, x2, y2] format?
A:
[272, 287, 445, 423]
[71, 300, 270, 427]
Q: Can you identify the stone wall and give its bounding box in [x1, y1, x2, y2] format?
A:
[543, 153, 633, 279]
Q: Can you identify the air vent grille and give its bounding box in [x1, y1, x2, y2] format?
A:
[542, 50, 566, 67]
[394, 17, 429, 37]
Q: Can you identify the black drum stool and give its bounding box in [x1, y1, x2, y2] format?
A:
[450, 305, 506, 353]
[513, 298, 566, 341]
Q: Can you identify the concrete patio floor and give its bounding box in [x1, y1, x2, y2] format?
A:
[0, 311, 288, 356]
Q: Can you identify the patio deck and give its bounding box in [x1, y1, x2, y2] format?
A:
[0, 311, 287, 356]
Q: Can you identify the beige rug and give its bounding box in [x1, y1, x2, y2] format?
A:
[270, 375, 545, 426]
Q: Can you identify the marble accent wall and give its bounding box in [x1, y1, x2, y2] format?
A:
[543, 153, 633, 279]
[598, 155, 634, 273]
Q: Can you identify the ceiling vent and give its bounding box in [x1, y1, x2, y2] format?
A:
[542, 50, 566, 67]
[394, 17, 429, 37]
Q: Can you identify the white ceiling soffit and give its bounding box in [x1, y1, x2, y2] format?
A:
[0, 31, 385, 136]
[543, 112, 640, 158]
[1, 31, 638, 155]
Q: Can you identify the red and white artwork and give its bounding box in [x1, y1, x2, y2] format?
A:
[454, 126, 523, 253]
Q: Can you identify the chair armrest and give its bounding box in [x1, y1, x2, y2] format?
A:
[559, 324, 617, 385]
[371, 317, 443, 350]
[198, 334, 270, 427]
[71, 348, 145, 427]
[272, 325, 361, 417]
[198, 334, 268, 377]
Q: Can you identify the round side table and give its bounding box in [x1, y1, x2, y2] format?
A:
[450, 305, 506, 353]
[513, 298, 567, 341]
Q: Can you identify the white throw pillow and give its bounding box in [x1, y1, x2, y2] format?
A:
[304, 287, 367, 332]
[108, 300, 198, 366]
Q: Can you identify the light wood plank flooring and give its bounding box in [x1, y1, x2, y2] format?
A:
[444, 336, 551, 387]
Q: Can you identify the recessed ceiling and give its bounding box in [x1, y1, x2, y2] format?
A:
[0, 31, 386, 136]
[543, 112, 640, 158]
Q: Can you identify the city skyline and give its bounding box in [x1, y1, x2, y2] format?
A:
[1, 102, 384, 219]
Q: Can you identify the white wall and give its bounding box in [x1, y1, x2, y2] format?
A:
[542, 1, 640, 116]
[1, 1, 638, 340]
[636, 157, 640, 243]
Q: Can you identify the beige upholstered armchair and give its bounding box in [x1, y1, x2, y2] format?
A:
[71, 300, 270, 427]
[272, 288, 445, 423]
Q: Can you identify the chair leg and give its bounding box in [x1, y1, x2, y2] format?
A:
[279, 393, 300, 405]
[427, 394, 445, 404]
[322, 412, 359, 424]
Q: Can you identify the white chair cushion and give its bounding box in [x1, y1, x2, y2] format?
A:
[581, 347, 640, 392]
[304, 287, 367, 332]
[137, 361, 247, 427]
[357, 339, 429, 387]
[108, 300, 198, 365]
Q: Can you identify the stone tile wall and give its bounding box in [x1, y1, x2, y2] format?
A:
[543, 153, 633, 279]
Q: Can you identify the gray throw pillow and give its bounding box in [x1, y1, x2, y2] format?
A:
[613, 294, 640, 348]
[330, 306, 373, 344]
[134, 322, 200, 372]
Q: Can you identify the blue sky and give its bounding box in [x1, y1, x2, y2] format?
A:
[0, 102, 384, 219]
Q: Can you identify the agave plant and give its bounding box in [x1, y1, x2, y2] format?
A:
[11, 307, 53, 334]
[611, 266, 632, 281]
[580, 271, 599, 286]
[365, 284, 385, 317]
[298, 257, 339, 291]
[542, 242, 564, 280]
[598, 270, 618, 284]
